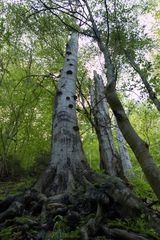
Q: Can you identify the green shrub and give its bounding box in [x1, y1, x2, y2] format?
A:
[31, 151, 50, 176]
[108, 217, 159, 239]
[0, 154, 24, 179]
[0, 226, 15, 240]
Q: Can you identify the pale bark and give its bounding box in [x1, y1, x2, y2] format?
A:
[125, 50, 160, 112]
[35, 32, 90, 195]
[90, 72, 124, 178]
[115, 122, 133, 177]
[84, 0, 160, 200]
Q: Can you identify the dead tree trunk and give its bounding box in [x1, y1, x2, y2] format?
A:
[90, 72, 124, 178]
[35, 32, 90, 196]
[115, 122, 133, 177]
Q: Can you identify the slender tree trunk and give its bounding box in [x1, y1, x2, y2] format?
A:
[35, 32, 90, 195]
[90, 72, 124, 178]
[125, 50, 160, 112]
[115, 122, 133, 177]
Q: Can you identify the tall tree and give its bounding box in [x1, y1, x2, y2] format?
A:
[35, 32, 90, 195]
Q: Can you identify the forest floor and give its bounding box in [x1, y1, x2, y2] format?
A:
[0, 175, 160, 240]
[0, 177, 34, 201]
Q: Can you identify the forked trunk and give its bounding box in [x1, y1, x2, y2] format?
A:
[35, 32, 89, 195]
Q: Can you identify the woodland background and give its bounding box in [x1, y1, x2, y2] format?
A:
[0, 0, 160, 238]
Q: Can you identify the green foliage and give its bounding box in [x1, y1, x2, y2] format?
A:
[15, 215, 35, 223]
[50, 229, 80, 240]
[83, 132, 99, 171]
[0, 177, 34, 200]
[50, 215, 66, 240]
[129, 169, 157, 201]
[0, 2, 69, 176]
[0, 226, 15, 240]
[108, 217, 159, 239]
[0, 154, 24, 179]
[49, 215, 80, 240]
[124, 102, 160, 201]
[129, 103, 160, 166]
[0, 2, 160, 240]
[31, 151, 50, 176]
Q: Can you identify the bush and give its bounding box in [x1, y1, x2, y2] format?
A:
[30, 151, 50, 176]
[0, 154, 24, 180]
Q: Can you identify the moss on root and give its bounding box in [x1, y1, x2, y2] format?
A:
[0, 174, 160, 239]
[0, 177, 34, 200]
[0, 226, 15, 240]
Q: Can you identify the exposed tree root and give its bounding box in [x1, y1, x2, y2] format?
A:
[0, 174, 160, 240]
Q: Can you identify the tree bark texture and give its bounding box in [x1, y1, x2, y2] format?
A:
[90, 72, 124, 178]
[35, 32, 89, 195]
[115, 121, 133, 177]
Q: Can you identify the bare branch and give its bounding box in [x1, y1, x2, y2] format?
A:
[104, 0, 110, 45]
